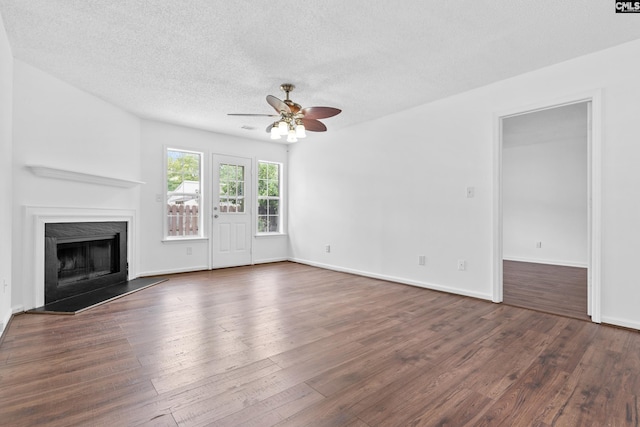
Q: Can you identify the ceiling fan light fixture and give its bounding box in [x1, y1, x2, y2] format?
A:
[278, 120, 288, 135]
[295, 121, 306, 138]
[230, 83, 341, 142]
[287, 129, 298, 143]
[270, 125, 281, 139]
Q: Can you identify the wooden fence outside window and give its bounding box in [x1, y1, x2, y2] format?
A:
[167, 205, 199, 236]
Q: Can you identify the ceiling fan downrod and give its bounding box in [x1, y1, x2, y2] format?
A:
[280, 83, 295, 101]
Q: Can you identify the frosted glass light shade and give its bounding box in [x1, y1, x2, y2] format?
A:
[287, 129, 298, 143]
[278, 121, 288, 135]
[270, 126, 281, 139]
[295, 123, 306, 138]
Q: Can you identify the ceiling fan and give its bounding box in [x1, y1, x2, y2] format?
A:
[228, 83, 341, 142]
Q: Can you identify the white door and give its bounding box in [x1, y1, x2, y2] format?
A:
[212, 155, 252, 268]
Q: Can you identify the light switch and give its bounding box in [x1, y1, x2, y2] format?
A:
[466, 187, 475, 198]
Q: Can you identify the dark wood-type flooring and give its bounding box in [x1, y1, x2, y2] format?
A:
[503, 260, 589, 321]
[1, 262, 638, 426]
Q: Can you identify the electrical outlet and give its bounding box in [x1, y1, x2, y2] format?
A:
[325, 244, 331, 253]
[186, 247, 192, 255]
[2, 279, 7, 293]
[536, 241, 542, 248]
[457, 259, 466, 271]
[418, 255, 426, 266]
[155, 193, 162, 202]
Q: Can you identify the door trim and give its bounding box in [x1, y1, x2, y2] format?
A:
[492, 90, 602, 323]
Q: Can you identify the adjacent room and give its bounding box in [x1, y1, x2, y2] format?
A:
[1, 1, 640, 425]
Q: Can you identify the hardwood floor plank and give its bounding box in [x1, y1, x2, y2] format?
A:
[474, 362, 572, 426]
[150, 357, 280, 396]
[405, 387, 492, 427]
[208, 382, 323, 427]
[354, 344, 497, 425]
[0, 261, 637, 426]
[503, 260, 589, 320]
[277, 351, 434, 426]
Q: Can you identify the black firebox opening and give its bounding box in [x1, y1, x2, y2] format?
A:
[45, 222, 127, 304]
[57, 236, 119, 286]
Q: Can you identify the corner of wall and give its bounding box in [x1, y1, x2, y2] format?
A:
[0, 8, 14, 342]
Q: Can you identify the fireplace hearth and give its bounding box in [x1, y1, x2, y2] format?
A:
[45, 222, 127, 304]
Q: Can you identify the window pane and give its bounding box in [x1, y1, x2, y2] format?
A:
[257, 161, 282, 233]
[238, 182, 244, 196]
[237, 198, 245, 213]
[268, 199, 279, 215]
[167, 149, 202, 237]
[258, 216, 268, 233]
[268, 181, 279, 197]
[228, 181, 237, 197]
[267, 163, 277, 180]
[237, 165, 244, 181]
[219, 198, 228, 212]
[258, 199, 267, 215]
[219, 164, 231, 181]
[268, 216, 279, 232]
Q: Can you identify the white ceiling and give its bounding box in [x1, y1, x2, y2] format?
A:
[1, 1, 639, 143]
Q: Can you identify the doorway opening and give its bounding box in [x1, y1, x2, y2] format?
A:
[494, 94, 602, 323]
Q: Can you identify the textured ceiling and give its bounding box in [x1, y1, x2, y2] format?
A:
[1, 1, 639, 142]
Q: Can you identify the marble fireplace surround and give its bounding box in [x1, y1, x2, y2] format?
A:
[23, 206, 137, 310]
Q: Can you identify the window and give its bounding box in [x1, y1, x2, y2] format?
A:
[257, 161, 282, 233]
[218, 164, 245, 213]
[166, 149, 202, 238]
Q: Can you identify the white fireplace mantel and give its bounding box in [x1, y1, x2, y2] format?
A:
[26, 165, 145, 188]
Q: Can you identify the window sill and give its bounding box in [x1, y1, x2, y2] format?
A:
[255, 233, 288, 238]
[162, 237, 209, 243]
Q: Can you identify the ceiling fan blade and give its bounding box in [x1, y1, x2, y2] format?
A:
[267, 95, 291, 114]
[228, 113, 280, 117]
[301, 118, 327, 132]
[266, 123, 274, 133]
[300, 106, 341, 120]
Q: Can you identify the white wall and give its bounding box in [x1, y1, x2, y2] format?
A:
[11, 60, 141, 310]
[503, 105, 588, 266]
[138, 120, 289, 276]
[289, 38, 640, 329]
[0, 12, 13, 334]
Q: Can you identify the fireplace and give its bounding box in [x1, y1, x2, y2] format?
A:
[45, 222, 127, 304]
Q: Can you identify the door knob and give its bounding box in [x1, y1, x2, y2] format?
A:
[214, 214, 219, 219]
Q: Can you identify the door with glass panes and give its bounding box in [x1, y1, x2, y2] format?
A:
[211, 154, 252, 268]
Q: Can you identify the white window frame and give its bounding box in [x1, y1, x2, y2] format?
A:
[164, 147, 205, 240]
[256, 160, 284, 235]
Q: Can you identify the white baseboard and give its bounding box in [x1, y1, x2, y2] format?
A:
[138, 265, 209, 277]
[253, 257, 289, 265]
[1, 310, 10, 336]
[601, 316, 640, 331]
[289, 257, 493, 301]
[1, 306, 19, 337]
[503, 256, 588, 268]
[139, 259, 289, 278]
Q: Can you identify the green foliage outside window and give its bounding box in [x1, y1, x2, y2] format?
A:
[258, 162, 281, 233]
[166, 149, 202, 237]
[167, 150, 200, 192]
[218, 164, 245, 213]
